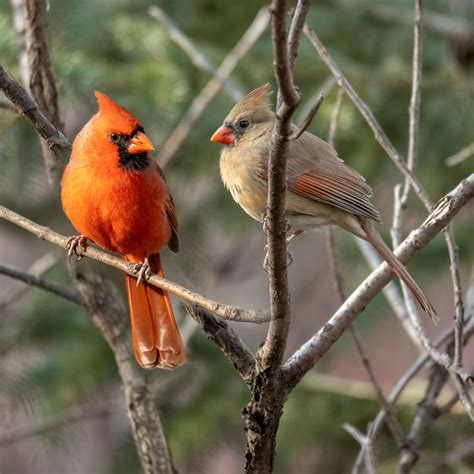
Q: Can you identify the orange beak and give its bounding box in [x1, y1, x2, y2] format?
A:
[210, 125, 235, 145]
[128, 131, 155, 154]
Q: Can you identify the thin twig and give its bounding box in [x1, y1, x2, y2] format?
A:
[354, 238, 421, 349]
[353, 315, 474, 472]
[0, 401, 123, 446]
[335, 0, 473, 44]
[0, 252, 61, 308]
[401, 0, 423, 205]
[446, 142, 474, 167]
[283, 175, 474, 390]
[391, 184, 424, 347]
[344, 423, 378, 474]
[148, 6, 242, 101]
[290, 91, 325, 140]
[451, 373, 474, 421]
[326, 231, 405, 448]
[158, 7, 270, 167]
[0, 205, 270, 324]
[327, 87, 344, 147]
[446, 226, 465, 369]
[397, 363, 448, 474]
[0, 261, 82, 305]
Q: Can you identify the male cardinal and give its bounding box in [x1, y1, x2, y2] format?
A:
[211, 83, 437, 323]
[61, 92, 185, 369]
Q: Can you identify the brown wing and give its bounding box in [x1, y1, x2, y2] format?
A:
[260, 131, 381, 222]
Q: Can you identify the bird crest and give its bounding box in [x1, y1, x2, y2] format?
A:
[225, 83, 273, 122]
[94, 91, 141, 133]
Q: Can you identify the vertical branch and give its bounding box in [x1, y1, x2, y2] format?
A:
[259, 0, 305, 370]
[401, 0, 423, 204]
[10, 0, 63, 186]
[71, 268, 175, 474]
[244, 3, 310, 472]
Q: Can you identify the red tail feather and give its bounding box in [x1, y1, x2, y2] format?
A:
[126, 254, 186, 369]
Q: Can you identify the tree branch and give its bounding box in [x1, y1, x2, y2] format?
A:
[183, 303, 255, 385]
[0, 401, 123, 446]
[401, 0, 423, 205]
[0, 205, 270, 324]
[10, 0, 64, 186]
[283, 175, 474, 390]
[69, 267, 176, 473]
[353, 298, 474, 472]
[397, 363, 448, 474]
[259, 0, 309, 370]
[0, 261, 82, 305]
[0, 65, 70, 162]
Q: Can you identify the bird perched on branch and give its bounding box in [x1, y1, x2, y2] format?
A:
[211, 83, 437, 323]
[61, 92, 185, 368]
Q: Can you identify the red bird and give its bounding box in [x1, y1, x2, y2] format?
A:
[61, 92, 185, 369]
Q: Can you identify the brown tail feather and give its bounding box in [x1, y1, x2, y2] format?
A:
[125, 253, 186, 369]
[361, 219, 438, 324]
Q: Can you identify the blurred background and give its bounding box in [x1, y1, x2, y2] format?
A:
[0, 0, 473, 472]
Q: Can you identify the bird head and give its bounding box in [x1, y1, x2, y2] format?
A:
[75, 92, 155, 171]
[211, 83, 274, 146]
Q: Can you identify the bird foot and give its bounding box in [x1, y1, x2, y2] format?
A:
[66, 235, 88, 261]
[262, 213, 269, 236]
[262, 246, 294, 273]
[132, 258, 152, 287]
[262, 216, 292, 235]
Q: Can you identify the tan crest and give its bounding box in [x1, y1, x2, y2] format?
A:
[225, 83, 273, 122]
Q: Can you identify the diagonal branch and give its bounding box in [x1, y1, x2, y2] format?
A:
[158, 7, 270, 167]
[283, 175, 474, 390]
[0, 65, 70, 161]
[0, 205, 270, 324]
[0, 261, 82, 305]
[183, 303, 255, 385]
[148, 6, 242, 101]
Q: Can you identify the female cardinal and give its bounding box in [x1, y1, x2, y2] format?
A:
[211, 83, 437, 323]
[61, 92, 185, 369]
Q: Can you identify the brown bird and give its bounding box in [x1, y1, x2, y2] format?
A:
[211, 83, 437, 323]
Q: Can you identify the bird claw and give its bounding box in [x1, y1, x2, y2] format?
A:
[66, 235, 88, 261]
[132, 258, 152, 287]
[262, 215, 291, 236]
[262, 247, 294, 273]
[262, 214, 269, 236]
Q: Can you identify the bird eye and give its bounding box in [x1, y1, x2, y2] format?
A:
[238, 119, 250, 129]
[109, 133, 120, 143]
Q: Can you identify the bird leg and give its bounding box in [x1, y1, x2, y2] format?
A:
[66, 235, 88, 261]
[263, 226, 302, 272]
[132, 257, 152, 287]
